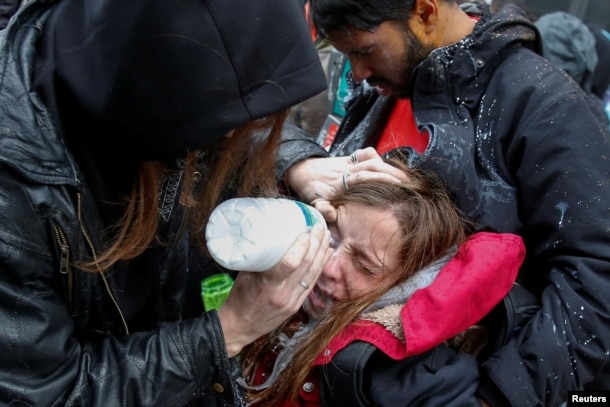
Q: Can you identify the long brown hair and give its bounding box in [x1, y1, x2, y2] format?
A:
[241, 159, 472, 405]
[81, 111, 288, 272]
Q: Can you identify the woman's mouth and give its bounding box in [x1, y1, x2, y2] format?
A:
[307, 285, 334, 316]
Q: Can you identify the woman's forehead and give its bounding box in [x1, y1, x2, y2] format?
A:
[337, 203, 402, 264]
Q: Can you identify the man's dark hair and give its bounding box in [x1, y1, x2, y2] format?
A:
[310, 0, 455, 38]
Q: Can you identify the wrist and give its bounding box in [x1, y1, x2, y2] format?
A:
[285, 159, 314, 201]
[217, 306, 251, 358]
[285, 160, 306, 192]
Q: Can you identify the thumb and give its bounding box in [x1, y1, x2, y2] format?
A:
[312, 199, 337, 223]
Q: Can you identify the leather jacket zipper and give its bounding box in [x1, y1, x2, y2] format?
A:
[52, 221, 73, 313]
[76, 193, 130, 335]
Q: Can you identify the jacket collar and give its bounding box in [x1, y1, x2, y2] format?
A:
[413, 4, 541, 111]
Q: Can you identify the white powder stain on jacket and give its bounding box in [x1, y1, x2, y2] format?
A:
[555, 201, 569, 229]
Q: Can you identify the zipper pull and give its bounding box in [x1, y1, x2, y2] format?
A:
[59, 244, 70, 274]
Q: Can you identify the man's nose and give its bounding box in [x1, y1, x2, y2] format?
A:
[349, 60, 371, 84]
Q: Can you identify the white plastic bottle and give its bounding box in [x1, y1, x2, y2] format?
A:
[205, 197, 327, 272]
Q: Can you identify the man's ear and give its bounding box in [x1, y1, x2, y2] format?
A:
[410, 0, 440, 35]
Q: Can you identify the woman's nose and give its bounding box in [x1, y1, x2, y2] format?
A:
[321, 248, 344, 280]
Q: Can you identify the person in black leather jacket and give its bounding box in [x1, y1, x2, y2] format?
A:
[276, 0, 610, 406]
[0, 0, 341, 406]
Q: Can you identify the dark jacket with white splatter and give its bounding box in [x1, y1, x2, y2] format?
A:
[317, 4, 610, 407]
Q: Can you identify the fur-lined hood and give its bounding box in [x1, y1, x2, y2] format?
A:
[360, 252, 453, 341]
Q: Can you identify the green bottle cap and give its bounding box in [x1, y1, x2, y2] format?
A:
[201, 273, 234, 312]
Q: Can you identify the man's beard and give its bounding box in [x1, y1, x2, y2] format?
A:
[395, 26, 434, 98]
[369, 27, 433, 99]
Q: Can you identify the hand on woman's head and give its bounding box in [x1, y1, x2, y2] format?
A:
[347, 148, 409, 185]
[286, 147, 408, 204]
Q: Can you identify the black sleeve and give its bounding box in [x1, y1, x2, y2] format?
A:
[479, 64, 610, 406]
[277, 120, 328, 181]
[364, 346, 481, 407]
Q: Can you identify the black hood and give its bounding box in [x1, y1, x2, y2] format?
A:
[34, 0, 326, 160]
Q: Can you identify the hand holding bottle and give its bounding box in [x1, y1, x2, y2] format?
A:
[217, 222, 331, 357]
